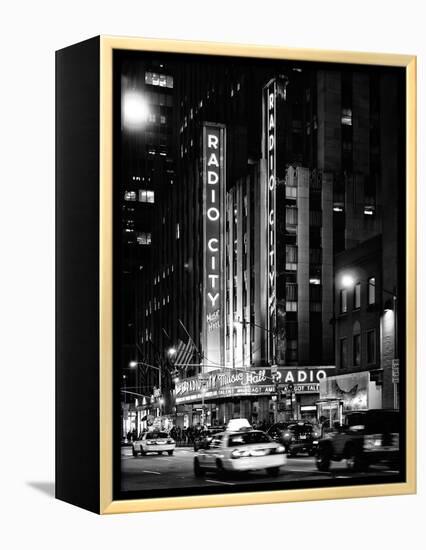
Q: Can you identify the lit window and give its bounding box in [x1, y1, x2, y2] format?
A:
[340, 289, 348, 313]
[176, 223, 180, 240]
[139, 190, 155, 203]
[364, 205, 375, 216]
[309, 277, 321, 285]
[145, 72, 173, 88]
[136, 232, 152, 245]
[124, 190, 136, 201]
[341, 108, 352, 126]
[286, 301, 297, 312]
[368, 277, 376, 305]
[160, 115, 166, 124]
[354, 282, 361, 309]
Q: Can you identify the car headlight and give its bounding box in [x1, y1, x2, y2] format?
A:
[276, 445, 285, 454]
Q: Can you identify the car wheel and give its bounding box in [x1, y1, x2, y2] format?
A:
[346, 451, 366, 472]
[132, 447, 138, 457]
[216, 459, 227, 478]
[267, 466, 280, 477]
[194, 444, 198, 452]
[316, 447, 331, 472]
[140, 448, 146, 456]
[194, 458, 205, 477]
[168, 450, 174, 456]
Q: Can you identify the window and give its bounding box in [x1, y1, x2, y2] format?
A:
[285, 245, 298, 271]
[341, 108, 353, 126]
[354, 282, 361, 309]
[136, 232, 151, 245]
[340, 289, 348, 313]
[286, 301, 297, 312]
[340, 338, 347, 368]
[124, 190, 136, 201]
[145, 72, 174, 88]
[353, 333, 360, 366]
[367, 330, 376, 364]
[176, 223, 180, 240]
[139, 190, 155, 203]
[368, 277, 376, 305]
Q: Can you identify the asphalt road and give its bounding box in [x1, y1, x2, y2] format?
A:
[120, 446, 401, 492]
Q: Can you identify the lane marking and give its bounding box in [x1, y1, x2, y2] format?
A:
[205, 478, 235, 486]
[142, 470, 161, 475]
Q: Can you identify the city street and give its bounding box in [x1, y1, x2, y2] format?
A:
[120, 446, 401, 492]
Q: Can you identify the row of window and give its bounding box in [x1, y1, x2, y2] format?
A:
[340, 330, 376, 367]
[145, 72, 174, 89]
[340, 277, 376, 313]
[124, 190, 155, 203]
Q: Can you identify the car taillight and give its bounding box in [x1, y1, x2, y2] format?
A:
[283, 432, 291, 438]
[364, 434, 382, 450]
[276, 445, 285, 454]
[231, 449, 251, 459]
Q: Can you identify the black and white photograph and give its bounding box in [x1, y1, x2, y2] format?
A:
[113, 49, 407, 500]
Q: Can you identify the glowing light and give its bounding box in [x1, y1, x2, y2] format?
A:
[129, 361, 137, 368]
[168, 347, 177, 357]
[123, 91, 149, 128]
[341, 274, 355, 289]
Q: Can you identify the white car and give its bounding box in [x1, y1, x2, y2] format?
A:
[132, 431, 176, 456]
[194, 429, 286, 477]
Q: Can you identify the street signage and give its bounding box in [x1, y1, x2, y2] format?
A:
[392, 359, 400, 383]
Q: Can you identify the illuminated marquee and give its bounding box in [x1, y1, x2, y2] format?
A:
[202, 123, 226, 371]
[265, 80, 277, 364]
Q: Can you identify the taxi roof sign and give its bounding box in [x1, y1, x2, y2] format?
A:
[226, 418, 252, 431]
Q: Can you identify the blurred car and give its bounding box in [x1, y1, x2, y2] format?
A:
[316, 409, 400, 472]
[193, 426, 225, 452]
[267, 422, 320, 456]
[132, 431, 176, 456]
[194, 429, 286, 477]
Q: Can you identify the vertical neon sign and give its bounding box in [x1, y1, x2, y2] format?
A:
[265, 81, 277, 365]
[202, 123, 226, 372]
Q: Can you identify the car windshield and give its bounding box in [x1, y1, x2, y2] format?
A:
[365, 411, 400, 434]
[228, 431, 271, 447]
[146, 432, 168, 439]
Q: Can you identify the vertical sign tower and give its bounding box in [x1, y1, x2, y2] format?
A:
[202, 123, 226, 373]
[264, 80, 277, 366]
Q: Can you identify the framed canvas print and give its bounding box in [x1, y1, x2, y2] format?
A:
[55, 36, 416, 514]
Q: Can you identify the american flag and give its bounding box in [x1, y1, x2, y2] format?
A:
[172, 319, 198, 369]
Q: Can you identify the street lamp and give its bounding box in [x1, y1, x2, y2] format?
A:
[123, 91, 149, 129]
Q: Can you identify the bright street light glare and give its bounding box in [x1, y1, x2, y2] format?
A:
[341, 274, 355, 288]
[129, 361, 137, 368]
[123, 91, 149, 128]
[168, 347, 177, 356]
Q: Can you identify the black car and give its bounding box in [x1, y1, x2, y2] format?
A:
[316, 409, 400, 472]
[267, 422, 320, 456]
[193, 426, 225, 452]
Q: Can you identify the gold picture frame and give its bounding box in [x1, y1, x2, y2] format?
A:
[56, 35, 416, 514]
